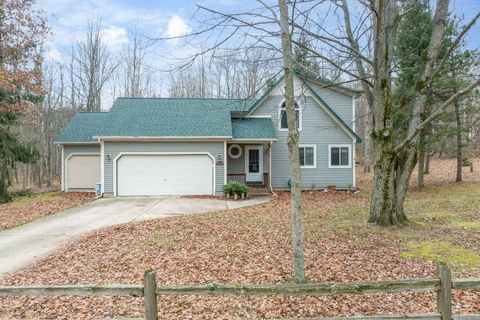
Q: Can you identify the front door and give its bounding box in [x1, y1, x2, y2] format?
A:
[245, 146, 263, 182]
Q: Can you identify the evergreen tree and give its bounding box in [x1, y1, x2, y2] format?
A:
[0, 0, 47, 202]
[294, 34, 320, 75]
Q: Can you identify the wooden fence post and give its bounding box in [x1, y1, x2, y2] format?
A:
[436, 263, 452, 320]
[144, 270, 158, 320]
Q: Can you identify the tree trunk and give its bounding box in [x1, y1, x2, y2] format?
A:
[278, 0, 306, 283]
[363, 97, 372, 173]
[369, 138, 409, 226]
[417, 130, 425, 188]
[455, 101, 462, 182]
[425, 148, 430, 174]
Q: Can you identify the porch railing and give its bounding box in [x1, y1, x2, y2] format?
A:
[226, 173, 269, 186]
[227, 173, 246, 184]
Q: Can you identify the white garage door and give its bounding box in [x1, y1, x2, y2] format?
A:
[117, 154, 214, 196]
[67, 155, 101, 190]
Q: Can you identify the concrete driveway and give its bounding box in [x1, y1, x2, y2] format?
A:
[0, 196, 270, 277]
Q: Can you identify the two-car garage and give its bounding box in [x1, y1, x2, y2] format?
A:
[115, 154, 215, 196]
[63, 141, 223, 197]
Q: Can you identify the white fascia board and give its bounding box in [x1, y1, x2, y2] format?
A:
[95, 136, 232, 142]
[231, 139, 277, 142]
[54, 141, 100, 145]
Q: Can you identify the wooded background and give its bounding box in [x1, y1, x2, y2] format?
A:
[3, 0, 479, 194]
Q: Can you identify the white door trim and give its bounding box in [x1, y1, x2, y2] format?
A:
[113, 152, 216, 197]
[65, 153, 101, 191]
[244, 145, 263, 182]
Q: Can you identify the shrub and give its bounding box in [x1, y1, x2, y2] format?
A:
[223, 181, 249, 196]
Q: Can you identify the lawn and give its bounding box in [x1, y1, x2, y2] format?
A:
[0, 158, 479, 319]
[0, 191, 95, 231]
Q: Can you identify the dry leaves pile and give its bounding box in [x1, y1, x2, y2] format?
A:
[0, 192, 95, 231]
[0, 158, 479, 319]
[356, 157, 480, 189]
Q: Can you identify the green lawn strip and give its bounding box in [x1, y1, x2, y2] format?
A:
[401, 241, 480, 271]
[322, 182, 480, 271]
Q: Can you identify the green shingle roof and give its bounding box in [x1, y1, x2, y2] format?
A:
[232, 118, 276, 140]
[55, 112, 109, 143]
[55, 76, 361, 143]
[104, 98, 238, 137]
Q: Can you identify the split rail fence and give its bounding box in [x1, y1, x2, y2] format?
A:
[0, 264, 479, 320]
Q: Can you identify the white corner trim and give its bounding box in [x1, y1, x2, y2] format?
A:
[100, 141, 105, 194]
[299, 144, 317, 169]
[269, 142, 273, 190]
[328, 144, 352, 169]
[352, 138, 356, 188]
[352, 96, 356, 132]
[112, 152, 216, 197]
[64, 153, 101, 192]
[278, 98, 303, 132]
[224, 141, 227, 185]
[61, 145, 65, 192]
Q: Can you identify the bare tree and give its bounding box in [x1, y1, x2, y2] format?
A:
[332, 0, 479, 225]
[72, 21, 119, 111]
[278, 0, 306, 283]
[118, 28, 154, 97]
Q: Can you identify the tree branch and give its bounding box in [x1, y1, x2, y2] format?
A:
[396, 78, 480, 153]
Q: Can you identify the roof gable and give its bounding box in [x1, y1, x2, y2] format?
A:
[245, 74, 361, 143]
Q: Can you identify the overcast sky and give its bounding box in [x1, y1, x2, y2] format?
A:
[37, 0, 480, 106]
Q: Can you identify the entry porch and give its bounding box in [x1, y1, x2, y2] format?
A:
[226, 142, 273, 189]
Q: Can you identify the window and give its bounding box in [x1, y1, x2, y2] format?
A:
[279, 101, 301, 130]
[329, 145, 351, 168]
[228, 144, 242, 159]
[299, 145, 316, 168]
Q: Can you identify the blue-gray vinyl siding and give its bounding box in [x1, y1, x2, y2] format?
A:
[103, 141, 225, 196]
[62, 144, 101, 191]
[252, 94, 355, 189]
[309, 84, 354, 128]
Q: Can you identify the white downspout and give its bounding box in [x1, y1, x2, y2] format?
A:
[61, 145, 65, 192]
[269, 141, 275, 195]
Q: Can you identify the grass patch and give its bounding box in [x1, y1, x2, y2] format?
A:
[401, 241, 480, 271]
[448, 221, 480, 229]
[325, 203, 369, 235]
[14, 192, 62, 205]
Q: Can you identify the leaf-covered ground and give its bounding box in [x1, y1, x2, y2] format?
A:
[0, 192, 95, 231]
[0, 158, 479, 319]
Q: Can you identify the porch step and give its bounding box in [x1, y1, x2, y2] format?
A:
[248, 188, 271, 197]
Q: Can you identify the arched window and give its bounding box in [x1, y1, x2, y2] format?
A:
[279, 100, 301, 130]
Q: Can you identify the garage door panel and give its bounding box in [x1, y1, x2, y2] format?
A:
[67, 155, 101, 190]
[117, 154, 213, 196]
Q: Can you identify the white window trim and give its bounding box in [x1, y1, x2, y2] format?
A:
[299, 144, 317, 169]
[278, 99, 303, 132]
[328, 144, 352, 169]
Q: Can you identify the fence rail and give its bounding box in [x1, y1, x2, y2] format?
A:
[0, 264, 479, 320]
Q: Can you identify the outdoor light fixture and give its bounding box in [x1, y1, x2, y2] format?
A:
[105, 153, 111, 161]
[216, 153, 224, 166]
